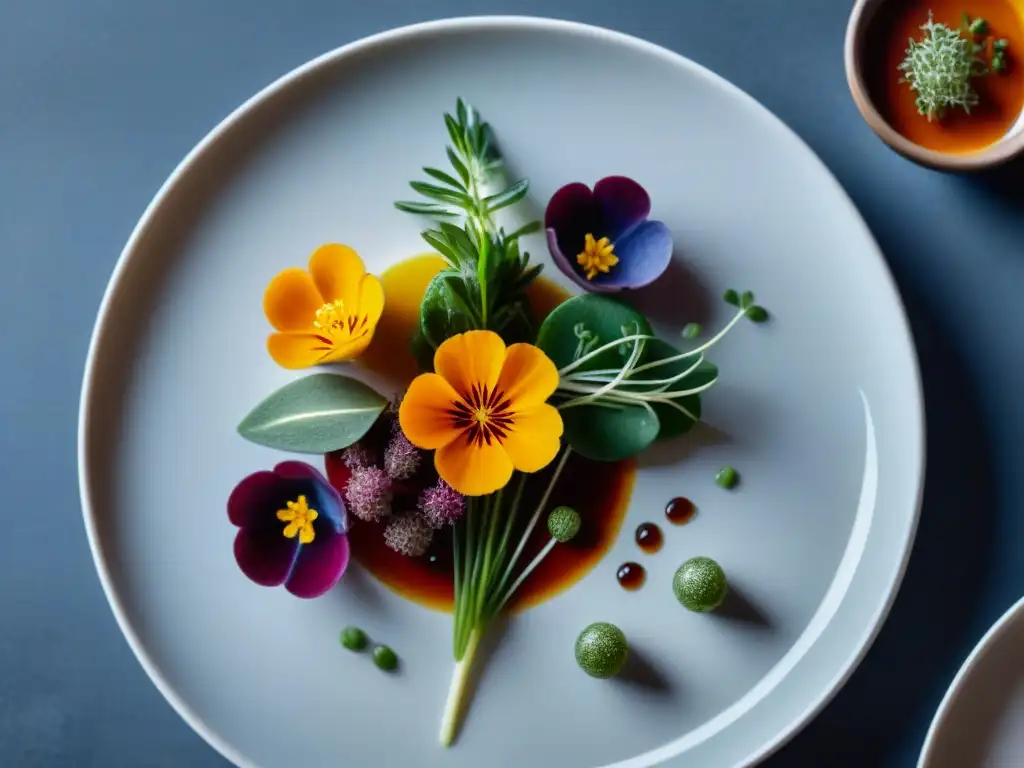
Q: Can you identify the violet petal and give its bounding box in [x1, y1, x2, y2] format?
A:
[273, 460, 326, 484]
[544, 182, 596, 264]
[285, 531, 350, 599]
[593, 176, 651, 240]
[593, 220, 674, 290]
[234, 527, 300, 587]
[228, 471, 287, 528]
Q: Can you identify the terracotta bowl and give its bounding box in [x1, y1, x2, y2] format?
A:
[845, 0, 1024, 171]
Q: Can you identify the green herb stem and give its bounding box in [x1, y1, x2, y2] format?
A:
[439, 628, 481, 747]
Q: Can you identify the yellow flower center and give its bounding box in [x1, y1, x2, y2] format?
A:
[276, 495, 319, 544]
[450, 384, 514, 447]
[576, 233, 619, 280]
[312, 301, 368, 345]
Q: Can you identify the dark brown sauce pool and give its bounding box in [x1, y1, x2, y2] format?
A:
[328, 254, 635, 614]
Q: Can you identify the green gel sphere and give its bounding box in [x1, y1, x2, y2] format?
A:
[373, 645, 399, 671]
[340, 626, 368, 651]
[574, 622, 629, 678]
[673, 557, 728, 612]
[548, 505, 582, 543]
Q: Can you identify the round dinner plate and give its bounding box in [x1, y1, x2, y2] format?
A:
[918, 596, 1024, 768]
[78, 16, 924, 768]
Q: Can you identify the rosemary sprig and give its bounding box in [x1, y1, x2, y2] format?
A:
[395, 98, 542, 338]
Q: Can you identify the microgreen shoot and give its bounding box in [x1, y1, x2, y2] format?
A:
[553, 290, 765, 420]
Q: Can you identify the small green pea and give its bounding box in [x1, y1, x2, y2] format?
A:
[993, 54, 1007, 73]
[340, 626, 368, 651]
[682, 322, 702, 339]
[722, 289, 740, 306]
[673, 556, 728, 612]
[715, 465, 738, 489]
[373, 645, 399, 671]
[969, 17, 987, 35]
[994, 38, 1010, 51]
[745, 305, 769, 323]
[548, 505, 582, 543]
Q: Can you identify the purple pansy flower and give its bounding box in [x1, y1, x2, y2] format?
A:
[228, 461, 350, 599]
[545, 176, 673, 293]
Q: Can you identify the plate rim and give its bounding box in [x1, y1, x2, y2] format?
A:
[77, 14, 926, 768]
[917, 594, 1024, 767]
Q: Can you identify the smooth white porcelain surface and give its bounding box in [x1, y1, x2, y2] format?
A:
[919, 596, 1024, 768]
[78, 17, 924, 768]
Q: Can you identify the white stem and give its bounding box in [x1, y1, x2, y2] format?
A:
[439, 628, 481, 747]
[557, 334, 654, 376]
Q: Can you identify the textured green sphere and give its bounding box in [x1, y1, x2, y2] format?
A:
[548, 505, 582, 543]
[574, 622, 629, 678]
[340, 626, 368, 651]
[673, 557, 728, 612]
[373, 645, 399, 671]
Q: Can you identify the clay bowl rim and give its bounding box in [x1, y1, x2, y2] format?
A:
[844, 0, 1024, 172]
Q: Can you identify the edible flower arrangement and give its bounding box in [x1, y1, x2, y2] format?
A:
[230, 99, 767, 747]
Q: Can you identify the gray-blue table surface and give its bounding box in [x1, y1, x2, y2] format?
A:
[3, 0, 1021, 765]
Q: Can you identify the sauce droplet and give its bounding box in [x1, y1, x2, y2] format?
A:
[665, 497, 697, 525]
[617, 562, 646, 591]
[635, 523, 663, 554]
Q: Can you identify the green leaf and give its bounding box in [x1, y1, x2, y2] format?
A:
[420, 230, 459, 267]
[420, 273, 479, 348]
[394, 200, 458, 218]
[536, 294, 654, 372]
[484, 179, 529, 213]
[746, 305, 769, 323]
[723, 289, 740, 306]
[634, 338, 716, 439]
[237, 374, 387, 454]
[456, 98, 469, 129]
[444, 114, 466, 154]
[560, 404, 660, 461]
[447, 147, 470, 184]
[423, 167, 466, 191]
[508, 220, 542, 240]
[740, 291, 755, 309]
[409, 181, 474, 207]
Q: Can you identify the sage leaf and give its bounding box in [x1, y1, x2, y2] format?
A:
[238, 374, 387, 454]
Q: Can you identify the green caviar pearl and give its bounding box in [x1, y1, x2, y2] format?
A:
[373, 645, 399, 671]
[548, 505, 582, 543]
[575, 622, 629, 678]
[673, 557, 728, 612]
[715, 465, 738, 489]
[340, 626, 368, 651]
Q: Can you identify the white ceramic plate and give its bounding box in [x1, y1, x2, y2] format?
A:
[918, 596, 1024, 768]
[78, 17, 925, 768]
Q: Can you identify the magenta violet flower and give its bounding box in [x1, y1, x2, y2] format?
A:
[228, 461, 350, 599]
[545, 176, 672, 293]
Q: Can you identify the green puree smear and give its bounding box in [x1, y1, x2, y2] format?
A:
[575, 622, 629, 679]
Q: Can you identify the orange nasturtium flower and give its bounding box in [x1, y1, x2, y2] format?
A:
[399, 330, 564, 497]
[262, 244, 384, 369]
